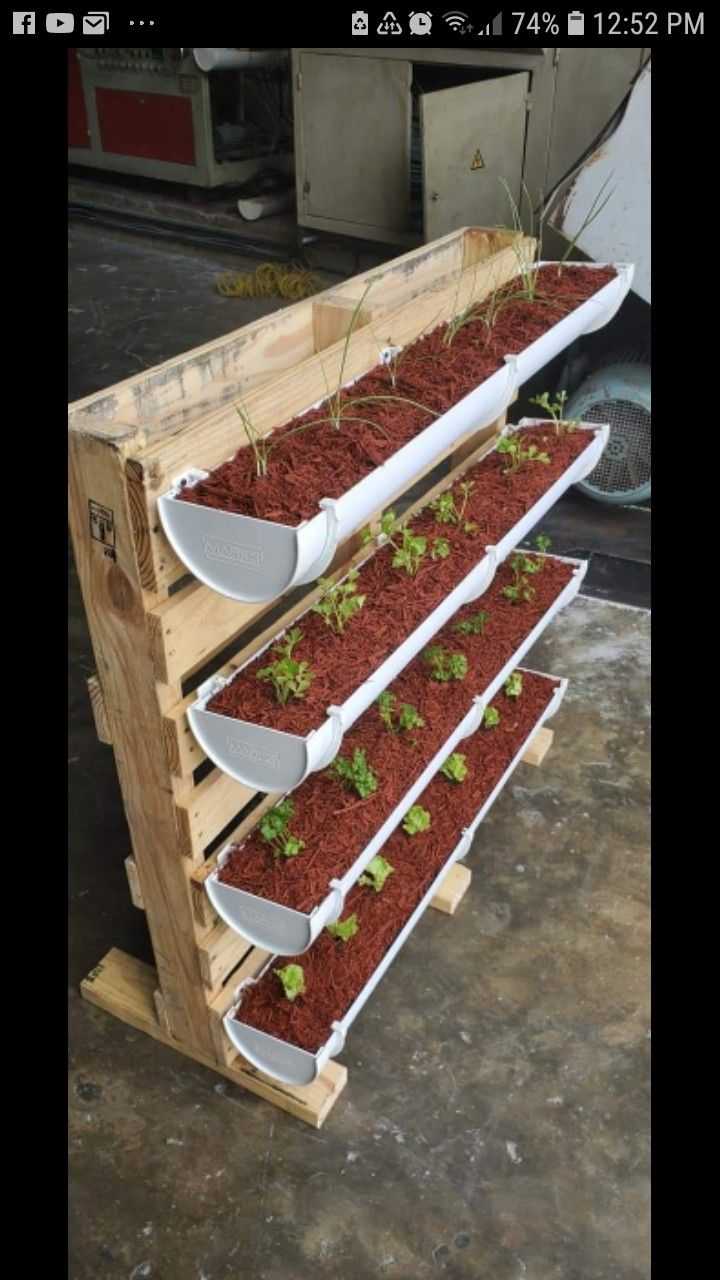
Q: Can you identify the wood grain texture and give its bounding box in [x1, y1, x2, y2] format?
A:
[81, 949, 346, 1128]
[68, 431, 215, 1055]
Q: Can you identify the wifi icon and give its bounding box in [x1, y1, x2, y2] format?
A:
[443, 10, 471, 31]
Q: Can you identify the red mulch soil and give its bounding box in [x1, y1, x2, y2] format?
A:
[179, 264, 615, 526]
[218, 555, 573, 912]
[235, 670, 560, 1054]
[207, 427, 589, 734]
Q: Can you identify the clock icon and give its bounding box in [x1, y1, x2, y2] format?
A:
[409, 11, 432, 35]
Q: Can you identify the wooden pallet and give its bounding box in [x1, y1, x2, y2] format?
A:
[69, 226, 542, 1128]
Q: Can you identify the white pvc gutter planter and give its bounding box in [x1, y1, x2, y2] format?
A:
[158, 263, 632, 603]
[187, 421, 607, 793]
[223, 671, 568, 1086]
[206, 555, 586, 954]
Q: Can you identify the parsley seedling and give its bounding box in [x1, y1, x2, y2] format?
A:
[377, 692, 425, 741]
[423, 646, 468, 683]
[312, 569, 366, 636]
[259, 798, 305, 859]
[257, 627, 314, 706]
[453, 610, 489, 637]
[329, 748, 378, 799]
[496, 434, 551, 476]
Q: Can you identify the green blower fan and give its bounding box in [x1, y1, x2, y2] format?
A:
[567, 361, 651, 505]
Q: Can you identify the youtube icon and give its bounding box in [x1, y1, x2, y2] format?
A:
[46, 12, 74, 31]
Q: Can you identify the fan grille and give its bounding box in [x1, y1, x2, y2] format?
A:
[582, 399, 651, 495]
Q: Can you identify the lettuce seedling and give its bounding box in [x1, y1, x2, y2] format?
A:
[484, 705, 500, 728]
[440, 753, 468, 783]
[359, 855, 394, 892]
[453, 610, 489, 637]
[496, 434, 551, 475]
[257, 627, 314, 705]
[274, 963, 306, 1002]
[504, 672, 523, 699]
[312, 568, 366, 636]
[326, 914, 359, 942]
[377, 691, 425, 740]
[402, 805, 431, 835]
[423, 646, 468, 682]
[259, 798, 305, 859]
[329, 747, 378, 799]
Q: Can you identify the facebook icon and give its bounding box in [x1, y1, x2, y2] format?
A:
[13, 12, 36, 32]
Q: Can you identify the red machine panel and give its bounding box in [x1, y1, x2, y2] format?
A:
[68, 48, 90, 149]
[95, 88, 196, 165]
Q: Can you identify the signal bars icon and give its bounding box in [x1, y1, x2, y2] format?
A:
[442, 10, 503, 34]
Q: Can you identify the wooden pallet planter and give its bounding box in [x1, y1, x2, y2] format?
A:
[69, 226, 562, 1127]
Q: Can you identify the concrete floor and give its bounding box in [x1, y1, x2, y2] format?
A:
[69, 220, 650, 1280]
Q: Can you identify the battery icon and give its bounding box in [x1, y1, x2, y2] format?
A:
[567, 11, 585, 34]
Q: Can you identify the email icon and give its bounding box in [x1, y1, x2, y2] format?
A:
[82, 10, 109, 33]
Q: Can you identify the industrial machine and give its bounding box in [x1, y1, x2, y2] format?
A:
[68, 47, 293, 188]
[549, 59, 651, 504]
[291, 47, 648, 246]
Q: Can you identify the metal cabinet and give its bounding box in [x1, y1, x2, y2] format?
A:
[292, 48, 646, 246]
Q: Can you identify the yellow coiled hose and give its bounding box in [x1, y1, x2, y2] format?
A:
[216, 261, 322, 301]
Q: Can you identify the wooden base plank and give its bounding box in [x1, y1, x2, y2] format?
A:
[81, 949, 346, 1128]
[430, 863, 472, 916]
[521, 726, 554, 768]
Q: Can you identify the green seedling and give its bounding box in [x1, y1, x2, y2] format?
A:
[430, 492, 456, 524]
[495, 433, 551, 476]
[380, 510, 428, 577]
[257, 627, 314, 706]
[453, 610, 489, 637]
[235, 402, 269, 478]
[359, 855, 394, 892]
[329, 747, 378, 799]
[326, 914, 359, 942]
[484, 705, 501, 728]
[312, 569, 366, 636]
[431, 537, 451, 561]
[535, 533, 552, 555]
[423, 646, 468, 683]
[502, 552, 541, 605]
[402, 805, 431, 836]
[377, 691, 425, 740]
[529, 390, 580, 436]
[504, 672, 523, 699]
[274, 963, 306, 1002]
[500, 177, 545, 302]
[440, 753, 468, 783]
[259, 797, 305, 859]
[430, 481, 475, 530]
